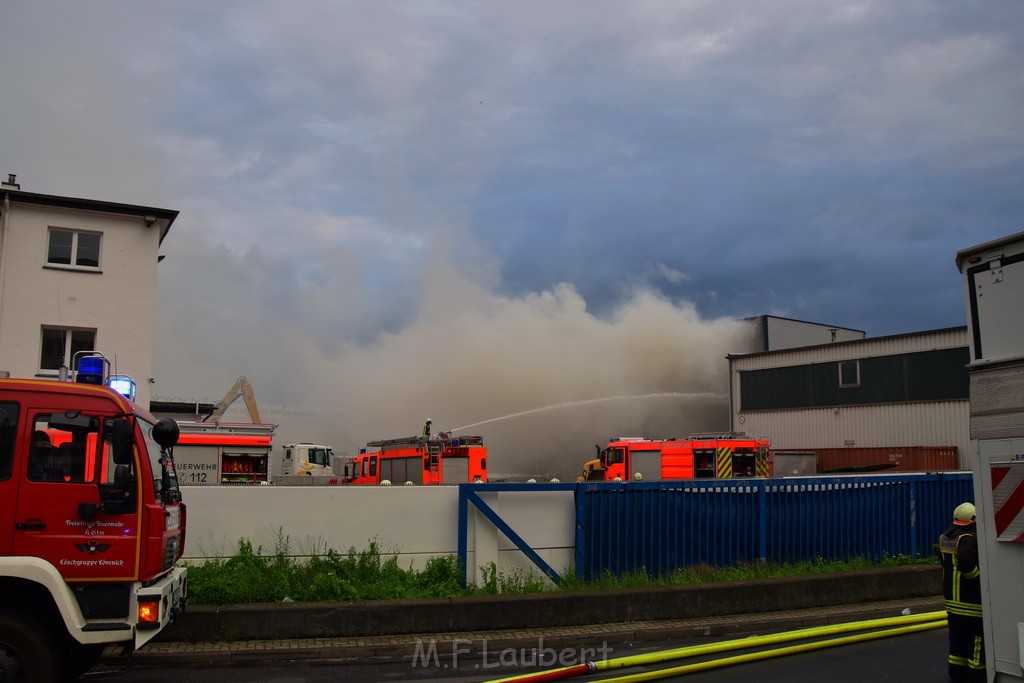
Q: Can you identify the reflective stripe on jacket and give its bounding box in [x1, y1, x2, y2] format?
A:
[939, 524, 982, 618]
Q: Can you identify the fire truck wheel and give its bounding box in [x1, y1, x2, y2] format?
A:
[62, 642, 105, 679]
[0, 611, 62, 682]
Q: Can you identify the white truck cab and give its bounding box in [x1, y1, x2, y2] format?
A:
[281, 443, 335, 477]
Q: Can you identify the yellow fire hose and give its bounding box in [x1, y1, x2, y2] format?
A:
[486, 610, 947, 683]
[596, 620, 946, 682]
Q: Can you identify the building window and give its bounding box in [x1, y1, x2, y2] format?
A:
[40, 327, 96, 373]
[839, 360, 860, 388]
[47, 228, 101, 269]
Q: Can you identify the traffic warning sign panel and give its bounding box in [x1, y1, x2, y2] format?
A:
[992, 460, 1024, 543]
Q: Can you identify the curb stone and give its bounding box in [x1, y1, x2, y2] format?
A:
[108, 595, 945, 667]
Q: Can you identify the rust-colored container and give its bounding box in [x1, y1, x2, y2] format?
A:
[811, 446, 960, 474]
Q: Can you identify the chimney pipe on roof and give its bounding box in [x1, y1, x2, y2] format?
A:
[2, 174, 20, 190]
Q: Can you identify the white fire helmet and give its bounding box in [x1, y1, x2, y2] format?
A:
[953, 502, 976, 526]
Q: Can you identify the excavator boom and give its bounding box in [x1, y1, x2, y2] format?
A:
[203, 376, 262, 423]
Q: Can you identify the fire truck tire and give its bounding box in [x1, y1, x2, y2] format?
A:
[63, 642, 105, 679]
[0, 611, 62, 682]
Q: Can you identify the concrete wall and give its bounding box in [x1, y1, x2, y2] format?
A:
[180, 486, 576, 583]
[161, 565, 942, 642]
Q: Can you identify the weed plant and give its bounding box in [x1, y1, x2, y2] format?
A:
[185, 535, 935, 605]
[186, 539, 468, 604]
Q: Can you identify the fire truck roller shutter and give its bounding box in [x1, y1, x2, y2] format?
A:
[442, 456, 469, 485]
[381, 457, 420, 484]
[632, 450, 663, 482]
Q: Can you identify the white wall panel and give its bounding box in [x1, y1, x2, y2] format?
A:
[180, 486, 576, 580]
[765, 317, 864, 350]
[738, 401, 970, 465]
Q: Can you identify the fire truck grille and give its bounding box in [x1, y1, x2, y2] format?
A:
[163, 535, 180, 570]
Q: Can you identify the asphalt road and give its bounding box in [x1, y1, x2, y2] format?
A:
[86, 627, 950, 682]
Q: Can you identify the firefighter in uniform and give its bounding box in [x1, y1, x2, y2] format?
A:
[938, 502, 985, 682]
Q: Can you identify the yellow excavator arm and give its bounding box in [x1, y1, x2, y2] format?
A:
[203, 376, 262, 423]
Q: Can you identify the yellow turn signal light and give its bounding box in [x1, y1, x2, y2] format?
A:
[138, 599, 160, 624]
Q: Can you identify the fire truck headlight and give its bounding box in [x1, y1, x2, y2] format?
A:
[138, 599, 160, 625]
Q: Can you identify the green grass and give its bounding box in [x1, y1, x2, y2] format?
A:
[184, 534, 937, 605]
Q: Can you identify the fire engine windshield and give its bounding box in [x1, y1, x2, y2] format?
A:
[604, 448, 625, 466]
[138, 416, 180, 502]
[308, 447, 331, 466]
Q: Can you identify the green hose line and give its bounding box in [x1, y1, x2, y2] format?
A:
[486, 610, 947, 683]
[596, 620, 946, 682]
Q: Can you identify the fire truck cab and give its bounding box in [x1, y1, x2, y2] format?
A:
[0, 362, 187, 680]
[586, 435, 771, 482]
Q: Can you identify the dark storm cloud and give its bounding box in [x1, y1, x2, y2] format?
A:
[2, 1, 1022, 472]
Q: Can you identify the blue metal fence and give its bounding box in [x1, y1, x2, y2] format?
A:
[456, 473, 973, 585]
[574, 472, 973, 580]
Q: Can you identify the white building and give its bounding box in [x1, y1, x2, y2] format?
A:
[727, 326, 970, 469]
[0, 175, 177, 407]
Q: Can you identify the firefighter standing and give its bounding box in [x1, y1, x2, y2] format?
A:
[939, 502, 985, 682]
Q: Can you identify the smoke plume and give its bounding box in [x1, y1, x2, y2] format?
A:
[155, 224, 755, 480]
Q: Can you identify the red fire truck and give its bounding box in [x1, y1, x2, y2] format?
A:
[0, 370, 187, 680]
[342, 422, 487, 485]
[583, 435, 772, 482]
[173, 422, 275, 485]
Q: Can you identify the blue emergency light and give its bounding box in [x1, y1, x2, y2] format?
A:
[109, 375, 137, 402]
[75, 356, 105, 385]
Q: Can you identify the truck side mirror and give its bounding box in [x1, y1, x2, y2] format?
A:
[110, 418, 134, 465]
